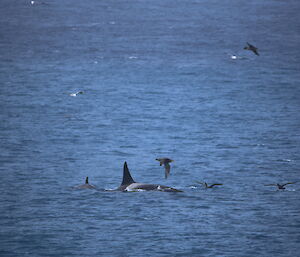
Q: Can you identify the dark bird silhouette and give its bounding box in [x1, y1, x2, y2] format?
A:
[156, 158, 173, 179]
[244, 42, 259, 56]
[196, 181, 223, 188]
[264, 182, 295, 190]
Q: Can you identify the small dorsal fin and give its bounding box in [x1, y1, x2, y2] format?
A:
[121, 162, 135, 186]
[85, 177, 89, 184]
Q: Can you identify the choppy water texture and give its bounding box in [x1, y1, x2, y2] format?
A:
[1, 0, 300, 256]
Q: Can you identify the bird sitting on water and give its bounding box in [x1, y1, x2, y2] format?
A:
[156, 158, 174, 179]
[244, 42, 259, 56]
[70, 91, 84, 97]
[264, 182, 295, 190]
[196, 181, 223, 188]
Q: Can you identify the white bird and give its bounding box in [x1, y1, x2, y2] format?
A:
[69, 91, 84, 97]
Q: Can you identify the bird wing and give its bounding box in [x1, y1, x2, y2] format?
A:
[282, 182, 295, 186]
[264, 184, 276, 186]
[246, 42, 259, 55]
[156, 158, 163, 166]
[210, 184, 223, 187]
[252, 48, 259, 56]
[164, 163, 171, 179]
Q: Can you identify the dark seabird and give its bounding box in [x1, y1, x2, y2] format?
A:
[156, 158, 174, 179]
[74, 177, 96, 189]
[196, 181, 223, 188]
[264, 182, 295, 190]
[244, 42, 259, 56]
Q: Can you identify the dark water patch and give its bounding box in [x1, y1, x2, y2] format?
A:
[110, 150, 136, 157]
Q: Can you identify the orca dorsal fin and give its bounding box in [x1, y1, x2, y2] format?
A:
[121, 162, 135, 186]
[85, 177, 89, 184]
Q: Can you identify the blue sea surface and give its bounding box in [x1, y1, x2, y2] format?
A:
[1, 0, 300, 256]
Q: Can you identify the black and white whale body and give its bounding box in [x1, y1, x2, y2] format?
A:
[109, 162, 182, 192]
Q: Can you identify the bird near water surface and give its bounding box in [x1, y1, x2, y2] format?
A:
[244, 42, 259, 56]
[264, 182, 295, 190]
[156, 158, 174, 179]
[196, 181, 223, 188]
[69, 91, 84, 97]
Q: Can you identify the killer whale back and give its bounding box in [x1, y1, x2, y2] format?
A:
[121, 162, 136, 186]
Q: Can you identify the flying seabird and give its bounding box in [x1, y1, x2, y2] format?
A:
[196, 181, 223, 188]
[264, 182, 295, 190]
[156, 158, 174, 179]
[244, 42, 259, 56]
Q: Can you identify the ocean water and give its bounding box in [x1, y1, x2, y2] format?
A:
[1, 0, 300, 256]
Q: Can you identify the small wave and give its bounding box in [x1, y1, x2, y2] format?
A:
[111, 150, 135, 157]
[216, 144, 239, 149]
[276, 159, 292, 162]
[228, 54, 247, 60]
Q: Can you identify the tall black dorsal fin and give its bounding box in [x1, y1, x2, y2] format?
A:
[85, 177, 89, 184]
[121, 162, 135, 186]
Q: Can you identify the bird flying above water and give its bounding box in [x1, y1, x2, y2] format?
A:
[156, 158, 173, 179]
[196, 181, 223, 188]
[264, 182, 295, 190]
[244, 42, 259, 56]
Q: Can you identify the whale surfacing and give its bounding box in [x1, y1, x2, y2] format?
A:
[111, 162, 182, 192]
[73, 177, 96, 189]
